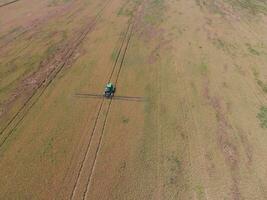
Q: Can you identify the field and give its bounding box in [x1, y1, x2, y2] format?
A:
[0, 0, 267, 199]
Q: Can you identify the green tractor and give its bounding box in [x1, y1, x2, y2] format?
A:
[104, 83, 116, 98]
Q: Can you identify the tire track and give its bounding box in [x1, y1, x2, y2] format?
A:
[69, 16, 135, 199]
[57, 20, 133, 199]
[82, 20, 135, 200]
[69, 21, 132, 198]
[0, 0, 111, 149]
[0, 0, 21, 8]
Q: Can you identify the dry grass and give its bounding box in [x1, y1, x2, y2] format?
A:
[1, 0, 267, 199]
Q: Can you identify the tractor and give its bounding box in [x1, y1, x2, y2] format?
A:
[104, 83, 116, 98]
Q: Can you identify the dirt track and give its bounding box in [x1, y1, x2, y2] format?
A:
[1, 0, 267, 199]
[0, 0, 21, 8]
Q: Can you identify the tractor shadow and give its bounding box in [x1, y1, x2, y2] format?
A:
[75, 93, 145, 102]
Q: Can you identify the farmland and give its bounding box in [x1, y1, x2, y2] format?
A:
[0, 0, 267, 199]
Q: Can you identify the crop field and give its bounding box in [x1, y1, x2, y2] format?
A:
[0, 0, 267, 199]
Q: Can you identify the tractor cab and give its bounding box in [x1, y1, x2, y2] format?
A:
[104, 83, 116, 98]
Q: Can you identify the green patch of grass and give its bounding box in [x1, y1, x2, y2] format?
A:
[252, 68, 267, 93]
[144, 14, 155, 24]
[117, 1, 127, 16]
[199, 62, 208, 75]
[42, 137, 54, 156]
[117, 7, 133, 16]
[195, 184, 206, 200]
[144, 0, 165, 25]
[122, 116, 130, 124]
[253, 67, 259, 77]
[48, 0, 71, 6]
[226, 0, 267, 15]
[212, 38, 237, 56]
[246, 43, 260, 56]
[234, 64, 243, 75]
[257, 106, 267, 128]
[117, 7, 124, 16]
[194, 0, 226, 15]
[166, 154, 180, 165]
[168, 155, 180, 167]
[117, 0, 140, 16]
[257, 80, 267, 93]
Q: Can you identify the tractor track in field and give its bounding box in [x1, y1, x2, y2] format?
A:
[83, 18, 135, 200]
[0, 0, 21, 8]
[0, 0, 111, 149]
[57, 13, 133, 197]
[69, 14, 136, 199]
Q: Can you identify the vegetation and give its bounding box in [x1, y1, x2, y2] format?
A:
[48, 0, 71, 7]
[195, 184, 206, 200]
[253, 68, 267, 93]
[144, 0, 165, 25]
[257, 106, 267, 128]
[246, 43, 260, 56]
[226, 0, 267, 15]
[199, 62, 208, 75]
